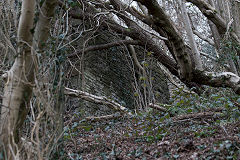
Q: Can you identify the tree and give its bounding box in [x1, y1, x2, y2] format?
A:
[0, 0, 57, 159]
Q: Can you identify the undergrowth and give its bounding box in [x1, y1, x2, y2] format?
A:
[54, 87, 240, 159]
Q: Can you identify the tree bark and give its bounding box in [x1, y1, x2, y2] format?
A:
[193, 70, 240, 94]
[34, 0, 57, 51]
[0, 0, 36, 158]
[135, 0, 193, 81]
[187, 0, 240, 46]
[180, 0, 203, 70]
[186, 0, 227, 35]
[232, 0, 240, 39]
[0, 0, 57, 158]
[64, 87, 132, 115]
[208, 0, 239, 75]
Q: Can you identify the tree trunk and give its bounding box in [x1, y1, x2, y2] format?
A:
[0, 0, 57, 158]
[231, 0, 240, 74]
[134, 0, 193, 81]
[180, 0, 203, 70]
[232, 0, 240, 39]
[0, 0, 36, 158]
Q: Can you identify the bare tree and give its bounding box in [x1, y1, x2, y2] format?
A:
[0, 0, 57, 159]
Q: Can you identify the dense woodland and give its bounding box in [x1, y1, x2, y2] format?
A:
[0, 0, 240, 159]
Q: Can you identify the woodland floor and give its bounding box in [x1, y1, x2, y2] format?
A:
[61, 109, 240, 160]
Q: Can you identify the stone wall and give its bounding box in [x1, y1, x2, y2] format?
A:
[67, 30, 170, 116]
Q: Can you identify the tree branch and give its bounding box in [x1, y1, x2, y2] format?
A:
[68, 1, 240, 94]
[186, 0, 227, 35]
[67, 40, 140, 58]
[64, 87, 132, 115]
[187, 0, 240, 45]
[148, 103, 168, 112]
[69, 2, 179, 77]
[193, 30, 215, 46]
[133, 0, 193, 81]
[193, 70, 240, 94]
[173, 112, 223, 121]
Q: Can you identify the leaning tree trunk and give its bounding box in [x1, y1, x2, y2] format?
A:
[0, 0, 36, 158]
[130, 0, 194, 81]
[0, 0, 57, 159]
[179, 0, 203, 71]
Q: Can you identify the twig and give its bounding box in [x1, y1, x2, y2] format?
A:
[73, 113, 122, 123]
[172, 112, 223, 121]
[148, 103, 168, 112]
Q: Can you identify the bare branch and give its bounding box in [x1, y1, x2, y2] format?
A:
[186, 0, 227, 34]
[85, 113, 122, 122]
[200, 51, 217, 61]
[193, 71, 240, 94]
[67, 40, 140, 58]
[134, 0, 193, 80]
[193, 30, 215, 46]
[173, 112, 223, 121]
[148, 103, 168, 112]
[64, 87, 132, 115]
